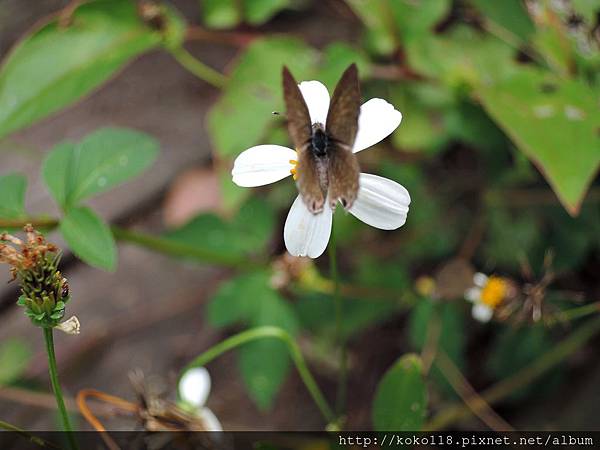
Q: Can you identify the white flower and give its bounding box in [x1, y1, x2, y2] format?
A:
[55, 316, 80, 335]
[178, 367, 223, 431]
[232, 80, 410, 258]
[465, 272, 508, 323]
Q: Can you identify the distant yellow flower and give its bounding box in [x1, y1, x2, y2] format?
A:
[465, 273, 510, 322]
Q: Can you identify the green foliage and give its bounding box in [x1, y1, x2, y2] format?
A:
[478, 69, 600, 215]
[372, 353, 427, 431]
[207, 270, 299, 410]
[0, 173, 27, 219]
[0, 0, 185, 139]
[200, 0, 293, 28]
[42, 128, 159, 209]
[59, 206, 117, 271]
[409, 299, 465, 397]
[470, 0, 534, 43]
[0, 339, 32, 385]
[208, 37, 317, 158]
[164, 196, 275, 260]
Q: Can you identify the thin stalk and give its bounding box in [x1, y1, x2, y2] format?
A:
[43, 328, 78, 450]
[0, 418, 59, 448]
[168, 46, 227, 88]
[182, 326, 335, 425]
[329, 231, 347, 418]
[111, 225, 266, 270]
[425, 315, 600, 430]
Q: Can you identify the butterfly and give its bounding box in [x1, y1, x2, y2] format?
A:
[282, 63, 361, 214]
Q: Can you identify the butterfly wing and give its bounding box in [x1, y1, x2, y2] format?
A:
[325, 64, 361, 210]
[282, 66, 326, 213]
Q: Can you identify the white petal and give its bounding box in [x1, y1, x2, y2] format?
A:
[465, 287, 481, 303]
[349, 173, 410, 230]
[179, 367, 211, 408]
[298, 81, 330, 125]
[199, 407, 223, 432]
[353, 99, 402, 153]
[472, 303, 494, 323]
[232, 145, 296, 187]
[473, 272, 488, 288]
[284, 195, 333, 258]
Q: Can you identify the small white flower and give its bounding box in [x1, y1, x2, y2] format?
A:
[178, 367, 223, 431]
[465, 272, 508, 323]
[55, 316, 80, 335]
[232, 79, 410, 258]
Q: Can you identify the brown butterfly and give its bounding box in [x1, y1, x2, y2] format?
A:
[282, 64, 361, 214]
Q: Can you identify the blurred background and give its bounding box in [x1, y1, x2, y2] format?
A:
[0, 0, 599, 433]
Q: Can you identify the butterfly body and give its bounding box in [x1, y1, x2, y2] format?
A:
[283, 64, 361, 214]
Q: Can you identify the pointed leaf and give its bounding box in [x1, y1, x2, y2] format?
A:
[372, 353, 427, 431]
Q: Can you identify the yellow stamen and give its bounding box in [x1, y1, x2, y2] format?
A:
[289, 159, 298, 180]
[480, 276, 507, 308]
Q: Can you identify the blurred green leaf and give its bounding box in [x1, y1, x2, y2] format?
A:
[571, 0, 600, 23]
[478, 69, 600, 215]
[409, 299, 465, 397]
[296, 292, 399, 340]
[0, 339, 32, 385]
[372, 353, 427, 431]
[43, 128, 159, 209]
[488, 325, 562, 401]
[207, 271, 267, 327]
[201, 0, 241, 29]
[390, 0, 450, 42]
[207, 270, 299, 410]
[406, 25, 517, 89]
[531, 5, 575, 76]
[470, 0, 534, 43]
[208, 37, 317, 158]
[239, 287, 299, 410]
[345, 0, 397, 56]
[0, 173, 26, 219]
[244, 0, 291, 25]
[60, 206, 117, 271]
[0, 0, 168, 139]
[317, 42, 371, 90]
[483, 208, 540, 271]
[164, 196, 274, 259]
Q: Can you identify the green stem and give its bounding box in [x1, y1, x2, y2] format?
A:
[425, 315, 600, 430]
[182, 326, 335, 424]
[329, 231, 347, 418]
[111, 225, 266, 270]
[0, 419, 58, 448]
[169, 46, 227, 88]
[43, 328, 77, 450]
[546, 301, 600, 326]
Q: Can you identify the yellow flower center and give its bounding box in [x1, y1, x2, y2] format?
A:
[289, 159, 298, 180]
[480, 276, 507, 308]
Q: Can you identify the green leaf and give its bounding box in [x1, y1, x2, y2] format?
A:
[60, 206, 117, 271]
[208, 37, 317, 158]
[478, 69, 600, 215]
[164, 196, 275, 260]
[470, 0, 534, 43]
[43, 127, 159, 208]
[207, 269, 299, 410]
[243, 0, 291, 25]
[239, 289, 299, 410]
[201, 0, 241, 29]
[317, 42, 371, 90]
[372, 353, 427, 431]
[0, 173, 27, 219]
[408, 299, 465, 397]
[390, 0, 450, 42]
[207, 271, 266, 327]
[0, 339, 32, 385]
[345, 0, 397, 56]
[0, 0, 168, 139]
